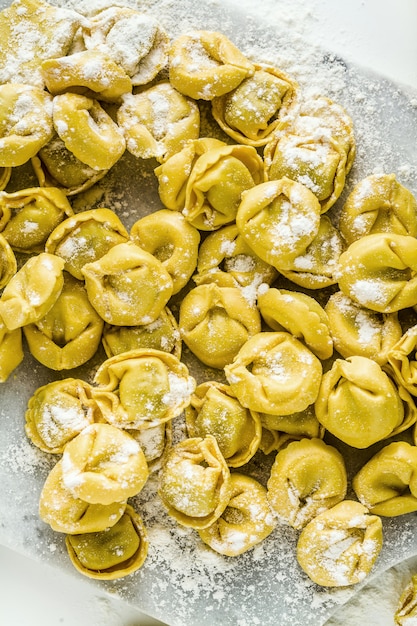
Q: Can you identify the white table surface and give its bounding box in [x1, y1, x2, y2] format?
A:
[1, 1, 417, 625]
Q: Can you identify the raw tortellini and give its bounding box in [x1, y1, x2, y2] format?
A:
[198, 473, 276, 556]
[353, 441, 417, 516]
[158, 435, 231, 529]
[0, 317, 23, 382]
[0, 233, 16, 289]
[388, 324, 417, 397]
[66, 504, 148, 580]
[296, 500, 383, 587]
[267, 438, 347, 529]
[91, 349, 195, 430]
[179, 282, 261, 369]
[395, 574, 417, 625]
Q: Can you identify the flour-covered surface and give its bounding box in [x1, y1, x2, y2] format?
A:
[1, 1, 417, 625]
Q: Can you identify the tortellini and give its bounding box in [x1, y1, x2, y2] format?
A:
[336, 233, 417, 313]
[102, 307, 181, 360]
[39, 458, 128, 535]
[395, 574, 417, 625]
[185, 381, 262, 467]
[130, 209, 200, 295]
[169, 30, 255, 100]
[65, 504, 148, 580]
[60, 423, 149, 505]
[0, 83, 54, 167]
[0, 252, 64, 331]
[315, 356, 415, 448]
[236, 178, 321, 271]
[353, 441, 417, 516]
[0, 186, 73, 253]
[92, 349, 195, 430]
[158, 435, 232, 529]
[211, 64, 298, 146]
[52, 93, 126, 171]
[388, 324, 417, 396]
[258, 287, 333, 360]
[225, 331, 322, 415]
[130, 421, 172, 474]
[82, 6, 169, 86]
[325, 291, 403, 365]
[198, 473, 276, 556]
[296, 500, 383, 587]
[260, 404, 324, 440]
[339, 173, 417, 245]
[0, 317, 23, 383]
[179, 283, 261, 369]
[25, 377, 100, 454]
[0, 167, 11, 191]
[267, 438, 347, 529]
[81, 241, 174, 326]
[45, 208, 129, 280]
[117, 82, 200, 163]
[0, 233, 17, 289]
[23, 272, 104, 370]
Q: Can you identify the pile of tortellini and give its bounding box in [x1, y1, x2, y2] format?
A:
[2, 0, 417, 590]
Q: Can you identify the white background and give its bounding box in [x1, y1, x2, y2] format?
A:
[1, 1, 417, 625]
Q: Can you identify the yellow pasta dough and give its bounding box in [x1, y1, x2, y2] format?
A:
[0, 316, 23, 383]
[296, 500, 383, 587]
[65, 504, 148, 580]
[395, 574, 417, 625]
[388, 324, 417, 396]
[198, 473, 276, 556]
[225, 331, 323, 415]
[260, 404, 324, 440]
[267, 438, 347, 529]
[0, 233, 17, 289]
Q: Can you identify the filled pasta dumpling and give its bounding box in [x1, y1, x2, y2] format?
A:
[395, 574, 417, 625]
[224, 331, 322, 415]
[267, 438, 347, 530]
[61, 423, 149, 505]
[198, 473, 276, 556]
[296, 500, 383, 587]
[0, 233, 16, 289]
[65, 504, 148, 580]
[158, 435, 232, 529]
[185, 381, 262, 467]
[388, 324, 417, 397]
[92, 349, 195, 430]
[0, 317, 23, 383]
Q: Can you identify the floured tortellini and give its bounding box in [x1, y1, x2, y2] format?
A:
[339, 173, 417, 245]
[0, 83, 53, 167]
[395, 574, 417, 625]
[117, 83, 200, 163]
[169, 30, 255, 100]
[225, 331, 322, 415]
[236, 178, 321, 271]
[315, 355, 410, 448]
[193, 223, 277, 292]
[353, 441, 417, 517]
[25, 377, 101, 454]
[211, 64, 298, 146]
[185, 381, 262, 467]
[267, 438, 347, 529]
[45, 208, 129, 280]
[39, 458, 127, 534]
[260, 404, 324, 440]
[278, 214, 344, 289]
[154, 137, 226, 212]
[129, 421, 172, 474]
[258, 287, 333, 360]
[130, 209, 200, 295]
[388, 324, 417, 397]
[158, 435, 232, 529]
[81, 241, 173, 326]
[32, 135, 109, 196]
[0, 233, 16, 289]
[325, 291, 403, 365]
[182, 143, 264, 231]
[198, 473, 276, 556]
[336, 233, 417, 313]
[179, 283, 261, 369]
[61, 423, 149, 505]
[0, 252, 64, 331]
[66, 504, 148, 580]
[52, 93, 126, 171]
[23, 272, 104, 370]
[0, 186, 73, 253]
[102, 307, 181, 360]
[296, 500, 383, 587]
[41, 50, 132, 102]
[0, 316, 23, 383]
[92, 349, 195, 430]
[82, 6, 169, 86]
